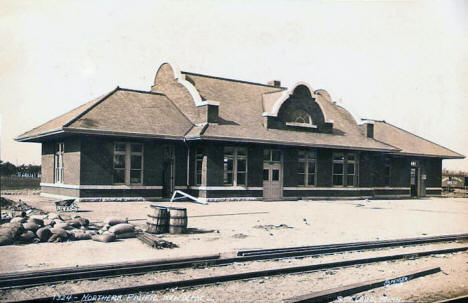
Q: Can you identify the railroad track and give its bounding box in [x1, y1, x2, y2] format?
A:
[6, 246, 468, 303]
[1, 233, 467, 299]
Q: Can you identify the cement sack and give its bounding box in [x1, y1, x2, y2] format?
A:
[92, 233, 116, 243]
[54, 222, 72, 230]
[109, 223, 135, 234]
[19, 231, 36, 243]
[23, 222, 40, 232]
[10, 217, 26, 224]
[48, 234, 65, 243]
[0, 235, 13, 246]
[115, 231, 136, 239]
[73, 232, 92, 241]
[50, 228, 68, 238]
[104, 217, 128, 226]
[27, 218, 44, 226]
[36, 227, 52, 242]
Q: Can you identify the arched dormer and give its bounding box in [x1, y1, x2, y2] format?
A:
[262, 82, 333, 132]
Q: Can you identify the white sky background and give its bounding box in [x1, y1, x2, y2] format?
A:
[1, 0, 467, 170]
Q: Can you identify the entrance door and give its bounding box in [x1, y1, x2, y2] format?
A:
[263, 149, 282, 200]
[162, 145, 175, 198]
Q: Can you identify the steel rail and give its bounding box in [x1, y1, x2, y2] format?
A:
[238, 233, 468, 256]
[7, 246, 468, 303]
[1, 233, 467, 290]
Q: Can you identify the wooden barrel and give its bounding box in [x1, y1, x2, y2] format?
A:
[169, 207, 187, 234]
[146, 206, 169, 234]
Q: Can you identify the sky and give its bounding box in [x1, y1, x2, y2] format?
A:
[1, 0, 467, 170]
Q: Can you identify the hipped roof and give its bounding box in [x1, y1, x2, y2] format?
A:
[16, 65, 464, 159]
[363, 119, 464, 159]
[16, 88, 193, 141]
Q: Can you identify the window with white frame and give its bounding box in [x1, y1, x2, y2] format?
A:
[298, 150, 316, 186]
[54, 142, 64, 183]
[113, 142, 143, 185]
[333, 152, 358, 186]
[195, 148, 204, 186]
[224, 147, 247, 186]
[263, 149, 281, 162]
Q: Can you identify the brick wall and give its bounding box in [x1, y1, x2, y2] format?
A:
[41, 142, 54, 184]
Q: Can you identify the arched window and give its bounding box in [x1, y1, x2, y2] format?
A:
[292, 109, 312, 125]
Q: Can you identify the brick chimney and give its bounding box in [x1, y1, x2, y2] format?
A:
[267, 80, 281, 88]
[365, 122, 374, 138]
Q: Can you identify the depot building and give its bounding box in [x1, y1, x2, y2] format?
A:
[16, 63, 465, 202]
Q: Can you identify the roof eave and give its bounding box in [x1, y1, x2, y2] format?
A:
[389, 151, 465, 159]
[14, 128, 66, 142]
[62, 127, 185, 141]
[186, 135, 399, 153]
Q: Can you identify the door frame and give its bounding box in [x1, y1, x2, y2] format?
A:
[263, 149, 283, 200]
[162, 145, 175, 198]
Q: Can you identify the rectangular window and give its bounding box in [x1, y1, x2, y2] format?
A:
[333, 152, 358, 186]
[298, 150, 317, 186]
[195, 148, 204, 186]
[54, 142, 64, 183]
[264, 149, 281, 162]
[113, 142, 143, 185]
[224, 147, 248, 186]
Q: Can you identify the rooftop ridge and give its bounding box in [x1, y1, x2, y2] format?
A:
[118, 87, 165, 96]
[181, 71, 288, 90]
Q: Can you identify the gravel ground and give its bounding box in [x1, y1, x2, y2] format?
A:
[1, 242, 467, 302]
[0, 196, 467, 302]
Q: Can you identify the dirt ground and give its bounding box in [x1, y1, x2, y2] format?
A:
[0, 242, 466, 302]
[0, 196, 467, 273]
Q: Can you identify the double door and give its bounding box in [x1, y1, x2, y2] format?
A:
[263, 162, 282, 200]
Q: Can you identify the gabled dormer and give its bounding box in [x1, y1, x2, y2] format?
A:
[262, 82, 333, 133]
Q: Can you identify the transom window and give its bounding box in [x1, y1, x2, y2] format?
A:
[54, 142, 64, 183]
[113, 142, 143, 185]
[293, 109, 312, 124]
[332, 152, 358, 187]
[298, 150, 317, 186]
[195, 148, 204, 186]
[224, 147, 247, 186]
[264, 149, 281, 162]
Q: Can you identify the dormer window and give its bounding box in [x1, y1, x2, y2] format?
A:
[293, 109, 312, 125]
[285, 109, 317, 129]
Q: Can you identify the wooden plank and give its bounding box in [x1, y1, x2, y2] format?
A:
[283, 267, 441, 303]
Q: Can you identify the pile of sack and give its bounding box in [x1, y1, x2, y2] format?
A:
[0, 212, 96, 246]
[92, 217, 136, 243]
